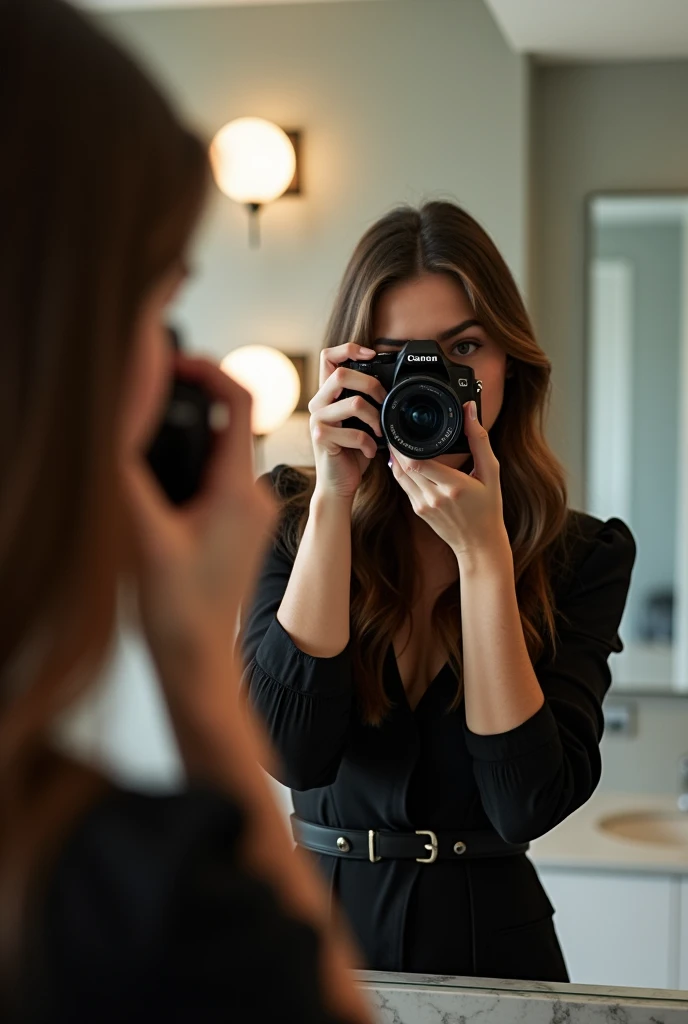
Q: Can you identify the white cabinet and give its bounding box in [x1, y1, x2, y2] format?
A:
[537, 868, 682, 990]
[681, 879, 688, 990]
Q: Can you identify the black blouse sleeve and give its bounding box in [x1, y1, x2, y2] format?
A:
[23, 786, 356, 1024]
[242, 469, 353, 791]
[463, 515, 636, 845]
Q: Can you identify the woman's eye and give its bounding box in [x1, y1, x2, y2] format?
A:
[452, 340, 481, 357]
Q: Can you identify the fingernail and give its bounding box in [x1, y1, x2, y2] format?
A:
[469, 401, 478, 421]
[360, 347, 376, 356]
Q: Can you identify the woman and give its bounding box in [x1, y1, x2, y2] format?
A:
[243, 201, 636, 982]
[0, 2, 371, 1021]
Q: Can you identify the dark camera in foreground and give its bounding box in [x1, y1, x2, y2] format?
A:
[147, 328, 214, 505]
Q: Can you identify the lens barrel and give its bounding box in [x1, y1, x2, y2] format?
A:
[381, 378, 462, 458]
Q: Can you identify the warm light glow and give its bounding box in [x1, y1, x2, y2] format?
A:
[221, 345, 301, 436]
[210, 118, 296, 205]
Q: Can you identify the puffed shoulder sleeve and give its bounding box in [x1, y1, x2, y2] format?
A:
[464, 515, 636, 844]
[241, 466, 353, 791]
[26, 786, 355, 1023]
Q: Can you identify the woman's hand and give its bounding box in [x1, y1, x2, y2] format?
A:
[309, 343, 387, 501]
[121, 355, 276, 686]
[390, 400, 511, 569]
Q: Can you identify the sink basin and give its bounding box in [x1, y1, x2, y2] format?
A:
[599, 811, 688, 847]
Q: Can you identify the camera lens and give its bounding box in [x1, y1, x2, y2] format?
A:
[381, 379, 461, 458]
[398, 395, 443, 442]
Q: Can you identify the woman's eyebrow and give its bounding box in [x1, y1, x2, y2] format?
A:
[372, 320, 483, 346]
[437, 319, 482, 342]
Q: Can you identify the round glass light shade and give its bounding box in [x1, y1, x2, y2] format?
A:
[221, 345, 301, 436]
[210, 118, 296, 205]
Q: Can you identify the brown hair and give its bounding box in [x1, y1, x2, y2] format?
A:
[0, 0, 207, 979]
[277, 202, 570, 724]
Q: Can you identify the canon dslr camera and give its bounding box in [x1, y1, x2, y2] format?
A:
[342, 339, 482, 459]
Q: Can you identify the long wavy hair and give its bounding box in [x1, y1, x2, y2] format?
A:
[276, 202, 570, 724]
[0, 0, 208, 985]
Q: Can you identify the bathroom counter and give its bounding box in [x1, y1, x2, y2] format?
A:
[529, 790, 688, 873]
[357, 971, 688, 1023]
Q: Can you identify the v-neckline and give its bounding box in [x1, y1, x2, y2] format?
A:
[389, 645, 449, 715]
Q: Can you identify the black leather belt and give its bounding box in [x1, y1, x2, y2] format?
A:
[291, 815, 529, 864]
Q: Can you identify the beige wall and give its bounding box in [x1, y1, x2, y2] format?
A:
[531, 60, 688, 508]
[100, 0, 529, 388]
[601, 697, 688, 796]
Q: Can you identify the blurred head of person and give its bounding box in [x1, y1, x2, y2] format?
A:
[0, 0, 208, 970]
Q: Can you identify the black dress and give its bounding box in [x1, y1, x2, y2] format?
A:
[243, 468, 636, 982]
[17, 785, 357, 1024]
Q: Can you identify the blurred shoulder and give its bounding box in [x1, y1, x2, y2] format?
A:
[258, 463, 313, 501]
[29, 785, 345, 1023]
[49, 784, 246, 911]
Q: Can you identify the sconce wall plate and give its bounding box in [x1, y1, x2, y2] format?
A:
[283, 131, 302, 196]
[285, 353, 310, 410]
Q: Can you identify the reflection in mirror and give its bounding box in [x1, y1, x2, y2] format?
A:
[586, 195, 688, 692]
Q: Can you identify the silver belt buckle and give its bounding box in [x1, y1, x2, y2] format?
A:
[416, 829, 438, 864]
[368, 829, 381, 863]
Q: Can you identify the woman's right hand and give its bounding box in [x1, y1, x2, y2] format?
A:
[309, 343, 387, 500]
[121, 355, 276, 691]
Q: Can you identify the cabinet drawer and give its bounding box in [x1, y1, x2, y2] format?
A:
[537, 868, 677, 989]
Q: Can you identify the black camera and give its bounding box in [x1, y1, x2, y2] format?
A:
[341, 340, 482, 459]
[146, 327, 214, 506]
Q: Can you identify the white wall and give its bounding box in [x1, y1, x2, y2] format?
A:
[100, 0, 530, 385]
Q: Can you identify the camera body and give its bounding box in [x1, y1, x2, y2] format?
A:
[342, 339, 482, 460]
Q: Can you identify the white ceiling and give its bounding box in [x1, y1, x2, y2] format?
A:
[483, 0, 688, 62]
[84, 0, 375, 9]
[83, 0, 688, 61]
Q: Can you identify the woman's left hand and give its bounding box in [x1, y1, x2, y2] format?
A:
[390, 400, 511, 567]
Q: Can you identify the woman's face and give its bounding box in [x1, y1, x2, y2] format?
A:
[371, 272, 508, 469]
[119, 265, 187, 457]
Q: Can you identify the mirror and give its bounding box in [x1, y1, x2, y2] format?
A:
[586, 194, 688, 694]
[87, 3, 688, 1009]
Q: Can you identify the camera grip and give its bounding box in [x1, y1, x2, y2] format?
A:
[340, 388, 387, 450]
[147, 377, 214, 505]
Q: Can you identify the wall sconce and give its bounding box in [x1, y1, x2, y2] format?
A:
[210, 117, 300, 247]
[221, 345, 301, 469]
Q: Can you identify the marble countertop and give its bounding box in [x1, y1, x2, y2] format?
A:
[358, 971, 688, 1023]
[529, 790, 688, 874]
[359, 970, 688, 1003]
